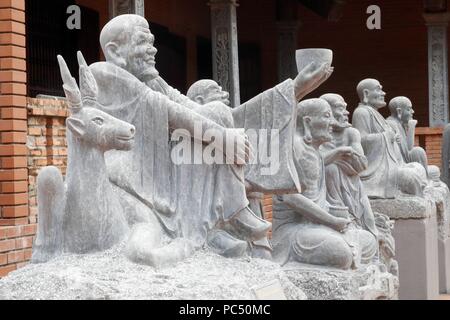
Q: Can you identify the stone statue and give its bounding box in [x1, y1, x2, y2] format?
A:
[32, 55, 134, 262]
[90, 15, 275, 266]
[319, 93, 378, 238]
[386, 96, 429, 176]
[91, 14, 332, 266]
[186, 79, 272, 259]
[352, 79, 427, 199]
[272, 98, 378, 269]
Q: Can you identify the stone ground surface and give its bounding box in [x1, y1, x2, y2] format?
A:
[0, 243, 306, 300]
[283, 262, 399, 300]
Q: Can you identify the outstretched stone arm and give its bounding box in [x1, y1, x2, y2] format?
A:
[294, 62, 334, 101]
[279, 193, 349, 231]
[166, 97, 249, 165]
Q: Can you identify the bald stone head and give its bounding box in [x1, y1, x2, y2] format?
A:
[187, 79, 230, 106]
[100, 14, 158, 81]
[357, 78, 386, 110]
[388, 96, 414, 125]
[297, 98, 333, 146]
[320, 93, 350, 130]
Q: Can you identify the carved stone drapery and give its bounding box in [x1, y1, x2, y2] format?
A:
[424, 13, 450, 127]
[109, 0, 145, 18]
[277, 21, 300, 82]
[209, 0, 240, 108]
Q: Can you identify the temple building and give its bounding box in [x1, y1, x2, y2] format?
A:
[0, 0, 449, 277]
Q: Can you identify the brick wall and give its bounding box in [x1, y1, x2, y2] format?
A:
[27, 97, 68, 231]
[415, 127, 443, 168]
[0, 0, 31, 277]
[0, 97, 68, 277]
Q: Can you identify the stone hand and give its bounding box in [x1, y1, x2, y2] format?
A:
[408, 119, 418, 129]
[336, 146, 363, 161]
[223, 128, 251, 166]
[333, 217, 352, 232]
[386, 129, 396, 143]
[395, 133, 401, 143]
[294, 62, 334, 100]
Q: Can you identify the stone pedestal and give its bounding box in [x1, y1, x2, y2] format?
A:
[425, 184, 450, 293]
[0, 245, 307, 300]
[283, 262, 398, 300]
[439, 237, 450, 293]
[370, 197, 440, 299]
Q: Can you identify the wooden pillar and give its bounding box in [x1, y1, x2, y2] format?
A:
[276, 0, 300, 81]
[209, 0, 240, 108]
[109, 0, 145, 18]
[424, 11, 450, 127]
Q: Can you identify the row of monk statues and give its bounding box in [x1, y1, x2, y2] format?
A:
[31, 14, 446, 286]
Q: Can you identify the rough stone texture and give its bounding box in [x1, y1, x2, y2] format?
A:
[283, 262, 398, 300]
[370, 196, 434, 220]
[424, 174, 450, 293]
[0, 243, 307, 300]
[392, 214, 439, 299]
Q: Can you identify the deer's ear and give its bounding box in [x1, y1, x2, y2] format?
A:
[66, 117, 86, 137]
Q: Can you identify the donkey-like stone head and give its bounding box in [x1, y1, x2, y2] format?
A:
[58, 52, 135, 152]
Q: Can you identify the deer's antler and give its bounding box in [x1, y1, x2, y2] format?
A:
[77, 51, 98, 106]
[57, 55, 82, 113]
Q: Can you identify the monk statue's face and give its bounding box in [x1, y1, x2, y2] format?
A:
[199, 81, 230, 106]
[363, 80, 386, 109]
[109, 25, 159, 82]
[329, 96, 350, 131]
[306, 104, 333, 145]
[399, 101, 414, 124]
[125, 26, 158, 81]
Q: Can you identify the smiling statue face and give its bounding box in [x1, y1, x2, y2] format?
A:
[322, 94, 350, 131]
[126, 26, 159, 81]
[204, 82, 230, 106]
[365, 81, 386, 109]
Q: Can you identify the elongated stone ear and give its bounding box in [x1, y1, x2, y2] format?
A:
[77, 51, 98, 105]
[396, 107, 402, 120]
[66, 117, 86, 138]
[57, 55, 82, 113]
[363, 89, 370, 104]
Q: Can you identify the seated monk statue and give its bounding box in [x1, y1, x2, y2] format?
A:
[319, 93, 378, 239]
[352, 79, 427, 199]
[272, 98, 378, 269]
[186, 79, 272, 259]
[386, 96, 429, 176]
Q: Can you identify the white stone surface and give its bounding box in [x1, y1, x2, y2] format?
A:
[0, 243, 306, 300]
[283, 262, 398, 300]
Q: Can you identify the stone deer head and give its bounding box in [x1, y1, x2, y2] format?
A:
[57, 52, 135, 152]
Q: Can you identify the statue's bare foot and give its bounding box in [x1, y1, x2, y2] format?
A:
[125, 223, 195, 268]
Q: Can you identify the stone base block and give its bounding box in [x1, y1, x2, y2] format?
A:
[439, 237, 450, 293]
[0, 243, 307, 300]
[371, 197, 440, 299]
[283, 262, 398, 300]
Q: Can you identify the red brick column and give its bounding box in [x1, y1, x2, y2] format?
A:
[0, 0, 29, 277]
